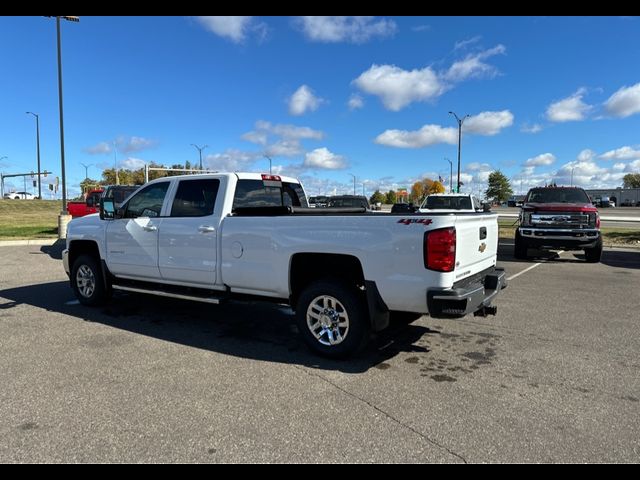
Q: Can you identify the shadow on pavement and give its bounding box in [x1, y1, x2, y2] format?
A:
[0, 280, 432, 373]
[39, 239, 65, 260]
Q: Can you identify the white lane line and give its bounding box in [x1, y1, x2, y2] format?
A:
[507, 263, 542, 281]
[507, 250, 565, 281]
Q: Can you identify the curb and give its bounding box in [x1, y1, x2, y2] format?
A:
[0, 238, 61, 247]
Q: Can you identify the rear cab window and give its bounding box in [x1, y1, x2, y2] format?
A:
[232, 179, 307, 211]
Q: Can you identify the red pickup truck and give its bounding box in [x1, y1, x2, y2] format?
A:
[514, 186, 602, 262]
[67, 189, 103, 218]
[67, 185, 139, 218]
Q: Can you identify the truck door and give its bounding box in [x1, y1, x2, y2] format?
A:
[105, 181, 170, 279]
[158, 177, 221, 286]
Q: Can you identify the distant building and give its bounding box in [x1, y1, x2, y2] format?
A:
[585, 188, 640, 207]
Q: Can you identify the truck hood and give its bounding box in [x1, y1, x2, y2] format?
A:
[522, 202, 597, 212]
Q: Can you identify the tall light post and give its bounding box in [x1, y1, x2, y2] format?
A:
[349, 173, 356, 195]
[264, 154, 272, 174]
[445, 157, 453, 193]
[48, 15, 79, 214]
[191, 144, 208, 170]
[80, 162, 92, 180]
[26, 112, 42, 199]
[570, 167, 576, 187]
[113, 141, 119, 185]
[449, 111, 469, 193]
[0, 156, 7, 198]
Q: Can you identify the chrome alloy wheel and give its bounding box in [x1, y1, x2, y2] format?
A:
[75, 264, 96, 298]
[306, 295, 350, 346]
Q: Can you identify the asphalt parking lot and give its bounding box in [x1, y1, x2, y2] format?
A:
[1, 241, 639, 463]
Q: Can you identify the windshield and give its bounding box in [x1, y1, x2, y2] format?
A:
[525, 188, 590, 204]
[423, 196, 472, 210]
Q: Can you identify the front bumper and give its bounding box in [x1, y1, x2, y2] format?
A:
[62, 248, 70, 277]
[427, 268, 506, 318]
[518, 227, 601, 249]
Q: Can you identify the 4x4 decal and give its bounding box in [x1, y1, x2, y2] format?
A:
[397, 218, 433, 226]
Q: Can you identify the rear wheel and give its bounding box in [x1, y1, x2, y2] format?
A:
[514, 230, 528, 259]
[71, 254, 108, 306]
[296, 280, 369, 358]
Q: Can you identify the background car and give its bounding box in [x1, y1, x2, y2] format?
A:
[391, 202, 418, 213]
[3, 191, 35, 200]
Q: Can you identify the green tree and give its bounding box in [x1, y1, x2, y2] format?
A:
[485, 170, 513, 203]
[369, 190, 385, 205]
[623, 173, 640, 188]
[80, 177, 101, 194]
[385, 190, 397, 204]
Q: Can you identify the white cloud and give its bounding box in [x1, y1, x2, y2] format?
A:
[288, 85, 323, 116]
[443, 44, 506, 82]
[546, 88, 592, 122]
[600, 145, 640, 161]
[466, 162, 492, 172]
[85, 141, 112, 155]
[375, 124, 457, 148]
[454, 36, 482, 51]
[463, 110, 514, 135]
[524, 153, 556, 167]
[604, 82, 640, 118]
[521, 123, 543, 134]
[295, 16, 397, 44]
[303, 148, 348, 170]
[577, 149, 596, 162]
[353, 45, 505, 111]
[241, 120, 324, 157]
[626, 159, 640, 172]
[205, 149, 259, 172]
[195, 16, 265, 43]
[353, 64, 444, 111]
[117, 136, 156, 154]
[347, 94, 364, 111]
[119, 157, 147, 170]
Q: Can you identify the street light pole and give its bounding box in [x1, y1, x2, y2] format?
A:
[191, 144, 208, 170]
[49, 16, 79, 213]
[264, 154, 272, 174]
[449, 111, 469, 193]
[80, 163, 92, 180]
[445, 157, 453, 193]
[26, 112, 42, 199]
[570, 167, 575, 187]
[0, 156, 7, 198]
[349, 174, 356, 195]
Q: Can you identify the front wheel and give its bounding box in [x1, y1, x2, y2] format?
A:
[71, 254, 108, 306]
[584, 240, 603, 263]
[514, 230, 528, 259]
[296, 280, 369, 358]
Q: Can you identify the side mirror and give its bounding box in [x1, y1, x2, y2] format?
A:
[100, 198, 115, 220]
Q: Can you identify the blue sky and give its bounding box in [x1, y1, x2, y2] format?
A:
[1, 16, 640, 198]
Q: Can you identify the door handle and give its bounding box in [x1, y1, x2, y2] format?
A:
[143, 224, 157, 232]
[198, 225, 216, 233]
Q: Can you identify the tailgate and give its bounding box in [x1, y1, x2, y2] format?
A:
[453, 214, 498, 280]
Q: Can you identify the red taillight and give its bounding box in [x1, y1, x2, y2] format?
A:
[424, 227, 456, 272]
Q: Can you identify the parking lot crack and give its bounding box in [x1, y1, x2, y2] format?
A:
[293, 365, 468, 463]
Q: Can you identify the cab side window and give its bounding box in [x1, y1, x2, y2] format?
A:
[170, 179, 220, 217]
[123, 182, 169, 218]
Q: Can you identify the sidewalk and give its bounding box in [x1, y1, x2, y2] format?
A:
[0, 238, 59, 247]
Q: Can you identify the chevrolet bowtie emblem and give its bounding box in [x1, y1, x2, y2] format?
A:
[478, 242, 487, 253]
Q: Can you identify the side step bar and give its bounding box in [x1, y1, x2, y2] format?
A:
[112, 284, 222, 305]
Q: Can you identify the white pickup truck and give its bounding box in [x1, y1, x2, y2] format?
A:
[63, 173, 505, 358]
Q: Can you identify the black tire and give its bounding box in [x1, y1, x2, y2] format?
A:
[390, 311, 423, 324]
[296, 280, 370, 359]
[584, 240, 603, 263]
[514, 230, 528, 259]
[71, 254, 108, 306]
